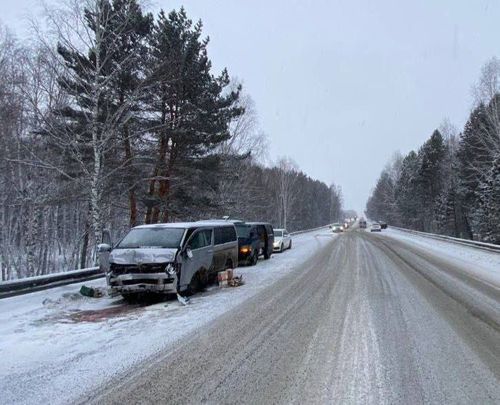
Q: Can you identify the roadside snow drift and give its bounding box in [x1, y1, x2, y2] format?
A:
[0, 228, 335, 405]
[383, 227, 500, 288]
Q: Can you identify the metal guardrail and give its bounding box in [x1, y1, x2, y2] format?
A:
[0, 267, 103, 299]
[390, 226, 500, 253]
[290, 224, 330, 236]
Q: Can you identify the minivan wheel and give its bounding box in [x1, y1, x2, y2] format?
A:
[121, 293, 139, 304]
[187, 270, 207, 295]
[289, 240, 292, 250]
[264, 250, 271, 260]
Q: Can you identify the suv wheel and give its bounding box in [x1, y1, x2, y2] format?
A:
[249, 251, 258, 266]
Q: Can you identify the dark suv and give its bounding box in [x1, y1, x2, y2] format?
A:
[245, 222, 274, 263]
[229, 222, 273, 266]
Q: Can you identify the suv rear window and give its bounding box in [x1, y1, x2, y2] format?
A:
[235, 224, 251, 238]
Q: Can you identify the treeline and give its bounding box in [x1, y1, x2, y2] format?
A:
[366, 58, 500, 244]
[0, 1, 342, 280]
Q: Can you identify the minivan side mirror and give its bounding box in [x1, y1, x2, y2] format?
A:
[185, 247, 193, 259]
[97, 243, 111, 253]
[102, 229, 112, 246]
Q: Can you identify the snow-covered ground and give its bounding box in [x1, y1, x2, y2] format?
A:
[383, 227, 500, 288]
[0, 228, 335, 405]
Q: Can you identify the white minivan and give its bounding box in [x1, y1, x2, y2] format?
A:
[98, 222, 238, 301]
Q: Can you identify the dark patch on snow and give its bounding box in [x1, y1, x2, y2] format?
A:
[68, 305, 143, 323]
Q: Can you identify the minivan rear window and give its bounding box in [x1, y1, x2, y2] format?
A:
[116, 228, 185, 249]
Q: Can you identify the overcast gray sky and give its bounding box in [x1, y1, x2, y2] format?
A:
[2, 0, 500, 214]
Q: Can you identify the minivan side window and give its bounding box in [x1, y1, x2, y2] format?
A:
[224, 226, 237, 242]
[188, 229, 212, 250]
[214, 226, 236, 245]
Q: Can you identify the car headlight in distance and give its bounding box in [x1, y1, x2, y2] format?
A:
[240, 246, 252, 253]
[165, 263, 176, 276]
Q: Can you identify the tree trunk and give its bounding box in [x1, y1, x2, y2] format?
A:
[123, 123, 138, 227]
[80, 228, 89, 270]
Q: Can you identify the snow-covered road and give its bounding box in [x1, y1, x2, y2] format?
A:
[1, 226, 499, 404]
[90, 228, 500, 405]
[0, 228, 334, 405]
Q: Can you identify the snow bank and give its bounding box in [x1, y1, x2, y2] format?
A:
[0, 228, 335, 405]
[383, 228, 500, 288]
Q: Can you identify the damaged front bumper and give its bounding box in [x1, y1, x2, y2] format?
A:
[107, 261, 180, 294]
[108, 272, 177, 294]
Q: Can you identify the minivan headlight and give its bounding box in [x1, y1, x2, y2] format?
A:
[165, 263, 176, 276]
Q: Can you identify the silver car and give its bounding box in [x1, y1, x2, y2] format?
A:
[98, 222, 238, 301]
[370, 223, 382, 232]
[273, 229, 292, 252]
[331, 223, 344, 233]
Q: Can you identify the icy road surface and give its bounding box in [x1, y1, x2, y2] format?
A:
[0, 228, 334, 405]
[1, 227, 500, 404]
[90, 229, 500, 405]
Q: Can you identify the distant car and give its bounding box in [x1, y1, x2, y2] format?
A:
[378, 221, 388, 229]
[359, 219, 367, 229]
[273, 229, 292, 252]
[370, 223, 382, 232]
[331, 223, 344, 233]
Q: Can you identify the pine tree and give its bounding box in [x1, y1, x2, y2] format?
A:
[104, 0, 153, 227]
[476, 154, 500, 243]
[394, 151, 421, 229]
[44, 0, 153, 245]
[143, 8, 243, 223]
[457, 104, 495, 235]
[366, 170, 395, 222]
[416, 129, 446, 231]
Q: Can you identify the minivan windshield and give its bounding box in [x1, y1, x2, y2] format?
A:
[116, 228, 185, 249]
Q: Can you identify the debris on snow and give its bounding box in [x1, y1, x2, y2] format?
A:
[218, 269, 233, 287]
[79, 285, 105, 298]
[177, 293, 191, 306]
[228, 275, 244, 287]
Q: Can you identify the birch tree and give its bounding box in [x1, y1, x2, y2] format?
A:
[30, 0, 152, 247]
[276, 157, 299, 229]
